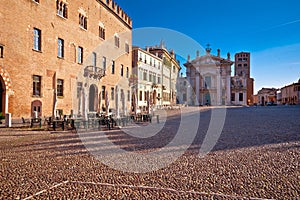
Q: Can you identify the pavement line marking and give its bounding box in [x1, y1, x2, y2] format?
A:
[22, 181, 69, 200]
[69, 180, 274, 200]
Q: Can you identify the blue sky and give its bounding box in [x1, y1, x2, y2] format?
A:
[117, 0, 300, 93]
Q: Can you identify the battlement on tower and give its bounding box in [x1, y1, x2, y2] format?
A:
[98, 0, 132, 28]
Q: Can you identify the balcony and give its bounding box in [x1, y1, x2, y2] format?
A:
[84, 66, 106, 80]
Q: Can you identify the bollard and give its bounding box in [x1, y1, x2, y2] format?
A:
[156, 115, 159, 124]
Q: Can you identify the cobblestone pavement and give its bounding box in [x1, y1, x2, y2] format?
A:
[0, 106, 299, 199]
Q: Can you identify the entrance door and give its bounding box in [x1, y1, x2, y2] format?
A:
[31, 100, 42, 118]
[205, 93, 211, 105]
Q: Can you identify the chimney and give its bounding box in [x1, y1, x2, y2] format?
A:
[217, 49, 220, 57]
[187, 54, 190, 62]
[146, 46, 149, 52]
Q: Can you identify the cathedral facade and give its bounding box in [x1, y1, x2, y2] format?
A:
[184, 47, 233, 106]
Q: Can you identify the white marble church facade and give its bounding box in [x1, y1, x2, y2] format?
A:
[184, 47, 234, 106]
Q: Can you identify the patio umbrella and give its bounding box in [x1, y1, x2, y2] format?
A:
[52, 72, 57, 119]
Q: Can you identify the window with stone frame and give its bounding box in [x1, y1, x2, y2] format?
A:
[57, 79, 64, 97]
[102, 56, 106, 71]
[57, 38, 64, 58]
[79, 13, 87, 30]
[143, 71, 147, 81]
[111, 60, 115, 74]
[0, 45, 4, 58]
[92, 52, 97, 66]
[102, 86, 106, 99]
[99, 26, 105, 40]
[126, 67, 129, 78]
[56, 0, 68, 18]
[111, 87, 115, 100]
[121, 64, 124, 76]
[78, 46, 83, 64]
[33, 75, 41, 96]
[139, 91, 143, 101]
[125, 43, 129, 54]
[77, 82, 82, 98]
[114, 35, 120, 48]
[33, 28, 41, 51]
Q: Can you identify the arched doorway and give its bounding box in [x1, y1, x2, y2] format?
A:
[31, 100, 42, 118]
[89, 84, 98, 112]
[0, 76, 5, 113]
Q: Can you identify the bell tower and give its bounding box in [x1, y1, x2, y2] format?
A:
[234, 52, 250, 77]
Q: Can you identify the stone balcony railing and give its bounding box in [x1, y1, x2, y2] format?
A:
[84, 66, 106, 80]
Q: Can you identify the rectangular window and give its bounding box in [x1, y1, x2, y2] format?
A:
[102, 86, 106, 99]
[33, 28, 41, 51]
[0, 46, 3, 58]
[77, 82, 82, 98]
[143, 71, 147, 81]
[111, 87, 115, 100]
[231, 93, 235, 101]
[125, 43, 129, 53]
[139, 91, 143, 101]
[57, 79, 64, 97]
[99, 26, 105, 40]
[112, 60, 115, 74]
[57, 38, 64, 58]
[149, 74, 152, 82]
[126, 67, 129, 78]
[121, 64, 124, 76]
[239, 93, 243, 101]
[79, 14, 87, 29]
[102, 56, 106, 71]
[158, 76, 161, 84]
[153, 75, 156, 84]
[144, 91, 147, 101]
[92, 52, 97, 66]
[33, 75, 41, 96]
[56, 0, 68, 18]
[78, 46, 83, 64]
[127, 90, 130, 101]
[114, 35, 120, 48]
